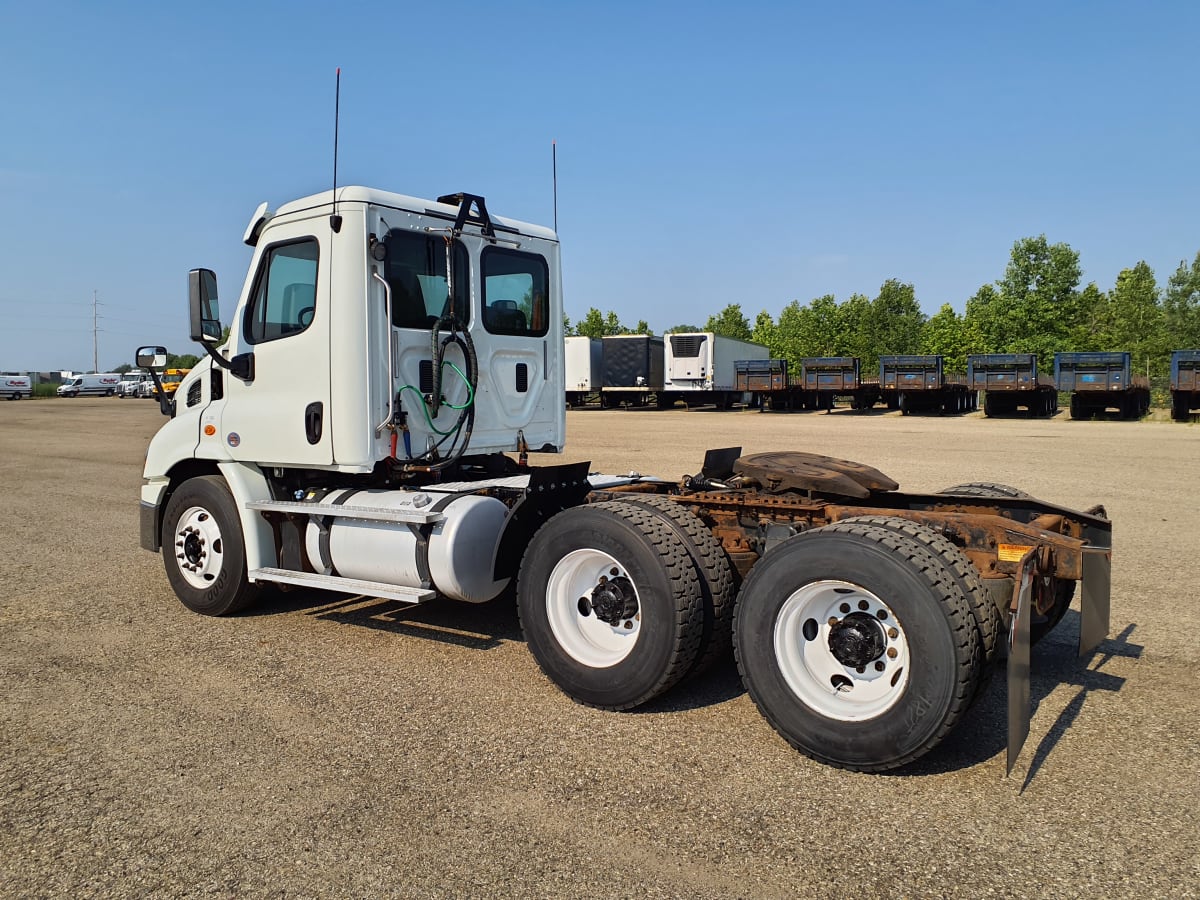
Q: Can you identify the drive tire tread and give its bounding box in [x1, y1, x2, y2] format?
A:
[615, 494, 737, 676]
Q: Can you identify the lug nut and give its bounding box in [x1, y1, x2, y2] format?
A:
[886, 648, 898, 658]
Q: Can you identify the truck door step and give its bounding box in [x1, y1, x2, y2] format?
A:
[245, 498, 444, 524]
[249, 567, 436, 604]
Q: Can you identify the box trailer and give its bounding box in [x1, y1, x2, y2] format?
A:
[879, 355, 973, 415]
[968, 353, 1058, 418]
[2, 373, 33, 400]
[661, 333, 769, 408]
[600, 335, 665, 407]
[1169, 350, 1200, 421]
[1054, 351, 1149, 419]
[564, 337, 602, 407]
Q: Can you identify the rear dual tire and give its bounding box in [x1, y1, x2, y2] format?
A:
[517, 501, 705, 710]
[733, 522, 981, 772]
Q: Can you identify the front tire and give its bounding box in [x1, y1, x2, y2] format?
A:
[734, 522, 981, 771]
[517, 502, 705, 710]
[161, 476, 259, 616]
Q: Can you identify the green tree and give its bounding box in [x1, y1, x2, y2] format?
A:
[562, 314, 574, 337]
[751, 310, 776, 355]
[1107, 261, 1165, 379]
[575, 308, 627, 338]
[870, 280, 925, 356]
[632, 320, 654, 336]
[920, 304, 972, 371]
[704, 303, 753, 341]
[995, 236, 1082, 368]
[665, 323, 702, 333]
[1069, 283, 1110, 351]
[836, 293, 875, 367]
[1164, 252, 1200, 350]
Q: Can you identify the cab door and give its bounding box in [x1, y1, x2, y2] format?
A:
[216, 229, 332, 467]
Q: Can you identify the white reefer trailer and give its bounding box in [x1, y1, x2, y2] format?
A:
[661, 332, 770, 408]
[563, 336, 602, 407]
[133, 185, 1113, 775]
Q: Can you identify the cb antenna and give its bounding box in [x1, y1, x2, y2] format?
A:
[552, 139, 558, 233]
[329, 67, 343, 233]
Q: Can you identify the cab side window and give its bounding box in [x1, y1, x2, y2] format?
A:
[481, 247, 549, 337]
[245, 238, 319, 344]
[383, 231, 469, 328]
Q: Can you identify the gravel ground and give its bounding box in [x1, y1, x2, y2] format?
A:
[2, 399, 1198, 898]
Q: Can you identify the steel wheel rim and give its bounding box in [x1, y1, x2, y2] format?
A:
[545, 548, 641, 668]
[774, 579, 910, 721]
[172, 505, 226, 590]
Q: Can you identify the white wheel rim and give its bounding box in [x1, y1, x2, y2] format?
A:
[774, 580, 910, 721]
[172, 505, 226, 590]
[545, 548, 641, 668]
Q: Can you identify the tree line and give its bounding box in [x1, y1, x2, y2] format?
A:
[567, 237, 1200, 382]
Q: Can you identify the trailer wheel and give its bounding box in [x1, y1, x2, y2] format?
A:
[616, 494, 737, 676]
[734, 522, 980, 771]
[835, 515, 1001, 704]
[938, 481, 1031, 499]
[517, 501, 705, 710]
[161, 476, 259, 616]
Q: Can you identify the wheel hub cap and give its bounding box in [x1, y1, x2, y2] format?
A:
[828, 612, 887, 667]
[589, 576, 638, 625]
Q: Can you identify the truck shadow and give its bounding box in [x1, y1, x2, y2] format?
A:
[897, 614, 1141, 782]
[249, 589, 521, 651]
[248, 592, 1136, 779]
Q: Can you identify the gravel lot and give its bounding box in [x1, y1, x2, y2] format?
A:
[2, 398, 1198, 898]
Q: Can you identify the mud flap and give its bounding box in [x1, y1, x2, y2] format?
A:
[1006, 549, 1035, 776]
[1079, 549, 1111, 658]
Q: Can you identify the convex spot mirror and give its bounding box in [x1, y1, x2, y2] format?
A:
[137, 346, 168, 369]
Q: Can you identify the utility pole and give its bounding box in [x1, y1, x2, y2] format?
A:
[92, 290, 99, 372]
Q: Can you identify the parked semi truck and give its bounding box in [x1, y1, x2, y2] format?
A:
[136, 186, 1112, 774]
[1170, 350, 1200, 421]
[564, 336, 602, 408]
[879, 355, 974, 415]
[600, 334, 664, 407]
[1054, 351, 1149, 420]
[968, 354, 1058, 418]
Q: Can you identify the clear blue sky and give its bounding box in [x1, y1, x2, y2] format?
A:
[2, 1, 1197, 372]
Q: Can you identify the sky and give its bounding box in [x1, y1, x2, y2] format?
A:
[1, 0, 1197, 373]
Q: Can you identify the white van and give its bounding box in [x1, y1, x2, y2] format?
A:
[57, 373, 122, 397]
[2, 374, 33, 400]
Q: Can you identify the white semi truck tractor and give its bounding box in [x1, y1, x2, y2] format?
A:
[137, 187, 1113, 773]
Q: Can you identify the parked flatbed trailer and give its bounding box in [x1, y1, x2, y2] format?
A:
[1055, 351, 1149, 419]
[1170, 350, 1200, 421]
[801, 357, 882, 411]
[968, 353, 1058, 418]
[879, 355, 975, 415]
[735, 358, 789, 409]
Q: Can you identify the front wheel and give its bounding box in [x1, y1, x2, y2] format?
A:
[161, 476, 259, 616]
[517, 502, 705, 710]
[734, 522, 980, 771]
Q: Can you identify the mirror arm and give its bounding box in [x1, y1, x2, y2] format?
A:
[200, 344, 254, 382]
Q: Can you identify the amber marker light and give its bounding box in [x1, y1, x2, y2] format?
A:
[204, 424, 216, 436]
